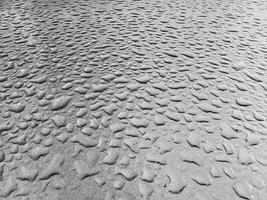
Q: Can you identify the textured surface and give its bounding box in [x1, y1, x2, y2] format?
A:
[0, 0, 267, 199]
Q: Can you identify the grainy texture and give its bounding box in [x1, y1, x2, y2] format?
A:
[0, 0, 267, 199]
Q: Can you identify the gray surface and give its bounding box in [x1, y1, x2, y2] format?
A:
[0, 0, 267, 199]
